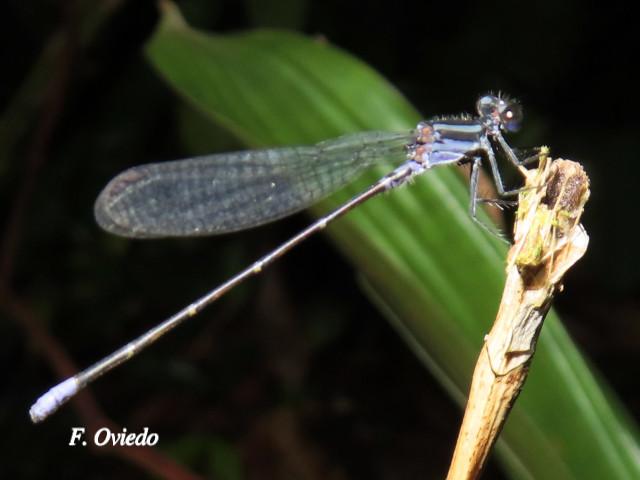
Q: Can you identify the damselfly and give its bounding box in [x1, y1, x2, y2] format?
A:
[30, 93, 536, 422]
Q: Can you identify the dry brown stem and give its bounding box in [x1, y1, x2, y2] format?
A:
[446, 153, 590, 480]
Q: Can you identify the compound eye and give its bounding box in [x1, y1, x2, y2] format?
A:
[501, 101, 523, 132]
[476, 95, 499, 117]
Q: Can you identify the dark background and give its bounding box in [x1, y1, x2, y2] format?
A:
[1, 0, 639, 478]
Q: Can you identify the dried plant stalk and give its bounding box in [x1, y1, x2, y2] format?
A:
[446, 152, 590, 480]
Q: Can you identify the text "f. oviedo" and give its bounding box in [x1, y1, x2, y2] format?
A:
[69, 427, 159, 447]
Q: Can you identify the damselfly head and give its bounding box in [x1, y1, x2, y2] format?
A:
[476, 94, 523, 133]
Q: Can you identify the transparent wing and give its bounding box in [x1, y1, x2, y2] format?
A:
[94, 131, 413, 238]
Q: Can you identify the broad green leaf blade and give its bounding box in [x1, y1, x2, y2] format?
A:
[145, 3, 640, 478]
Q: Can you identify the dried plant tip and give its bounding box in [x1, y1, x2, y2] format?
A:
[446, 153, 590, 480]
[511, 158, 590, 279]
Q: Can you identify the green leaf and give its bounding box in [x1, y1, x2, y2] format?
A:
[145, 2, 640, 478]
